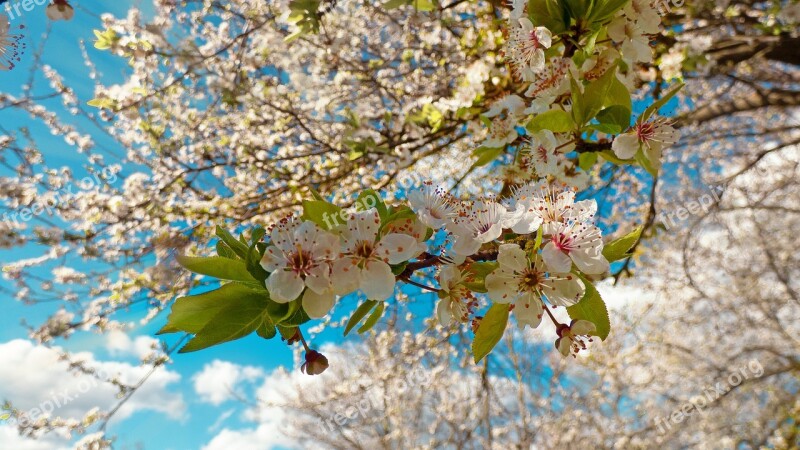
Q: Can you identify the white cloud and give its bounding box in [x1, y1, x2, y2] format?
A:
[0, 424, 70, 450]
[201, 339, 520, 450]
[192, 360, 265, 406]
[202, 424, 292, 450]
[0, 339, 185, 426]
[105, 330, 160, 360]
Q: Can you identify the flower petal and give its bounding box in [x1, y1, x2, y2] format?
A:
[347, 208, 381, 243]
[485, 269, 518, 304]
[305, 264, 331, 294]
[571, 249, 610, 275]
[266, 270, 305, 303]
[436, 299, 453, 326]
[542, 242, 573, 273]
[515, 295, 543, 330]
[555, 337, 571, 357]
[359, 260, 396, 301]
[302, 288, 336, 319]
[451, 235, 482, 257]
[437, 265, 461, 291]
[544, 277, 585, 307]
[376, 233, 419, 264]
[612, 133, 640, 160]
[570, 320, 597, 336]
[497, 244, 528, 272]
[331, 257, 360, 295]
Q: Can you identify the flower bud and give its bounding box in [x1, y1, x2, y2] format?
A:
[301, 350, 329, 375]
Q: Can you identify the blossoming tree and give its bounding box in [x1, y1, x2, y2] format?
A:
[0, 0, 798, 447]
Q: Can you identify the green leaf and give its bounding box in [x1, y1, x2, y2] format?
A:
[585, 123, 622, 135]
[301, 199, 343, 231]
[563, 0, 592, 22]
[596, 105, 632, 131]
[281, 298, 312, 326]
[180, 305, 272, 353]
[277, 325, 298, 341]
[216, 241, 237, 259]
[216, 226, 249, 259]
[86, 97, 116, 109]
[355, 189, 388, 221]
[256, 320, 277, 340]
[358, 301, 385, 333]
[391, 262, 409, 276]
[581, 63, 619, 124]
[472, 303, 510, 363]
[599, 150, 634, 165]
[344, 300, 379, 336]
[384, 0, 410, 8]
[158, 283, 254, 335]
[471, 146, 504, 168]
[528, 0, 568, 33]
[412, 0, 436, 11]
[605, 76, 632, 111]
[588, 0, 630, 22]
[534, 225, 544, 250]
[567, 273, 611, 340]
[578, 152, 599, 171]
[380, 206, 418, 235]
[467, 261, 498, 278]
[571, 79, 586, 126]
[634, 147, 659, 176]
[176, 255, 257, 282]
[602, 226, 642, 262]
[641, 82, 685, 122]
[249, 226, 266, 245]
[526, 109, 575, 133]
[159, 282, 277, 352]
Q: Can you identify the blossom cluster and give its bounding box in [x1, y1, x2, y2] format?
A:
[255, 179, 609, 358]
[484, 0, 681, 186]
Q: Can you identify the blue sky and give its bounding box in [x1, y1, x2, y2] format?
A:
[0, 2, 311, 449]
[0, 6, 456, 448]
[0, 2, 682, 448]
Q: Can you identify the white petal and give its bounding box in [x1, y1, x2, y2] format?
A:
[302, 289, 336, 319]
[518, 17, 534, 33]
[305, 264, 331, 294]
[497, 244, 528, 272]
[530, 50, 545, 73]
[475, 222, 504, 244]
[452, 235, 482, 257]
[644, 142, 664, 169]
[612, 133, 640, 160]
[376, 233, 419, 264]
[570, 320, 596, 336]
[331, 257, 360, 295]
[436, 299, 453, 326]
[607, 18, 627, 42]
[511, 213, 543, 234]
[266, 270, 305, 303]
[348, 209, 381, 243]
[485, 270, 518, 304]
[544, 278, 585, 307]
[311, 228, 340, 261]
[571, 249, 609, 275]
[259, 246, 285, 272]
[437, 265, 461, 291]
[359, 260, 396, 301]
[536, 28, 553, 48]
[542, 242, 573, 273]
[514, 295, 543, 329]
[556, 337, 571, 357]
